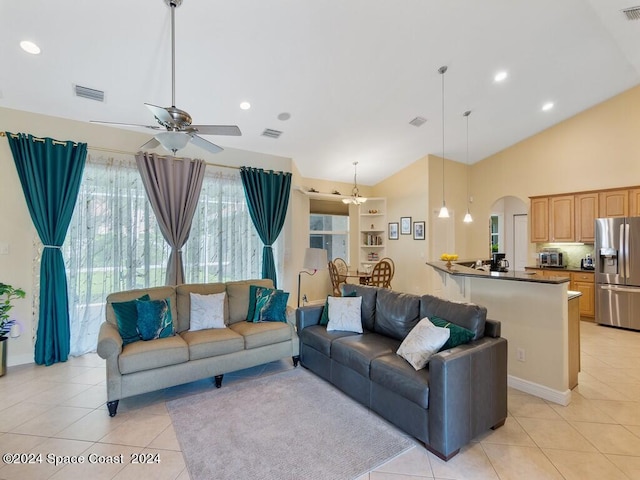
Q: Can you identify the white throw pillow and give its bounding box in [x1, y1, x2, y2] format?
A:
[326, 296, 363, 333]
[189, 292, 226, 331]
[397, 317, 450, 370]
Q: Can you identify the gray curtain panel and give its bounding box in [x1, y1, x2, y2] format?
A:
[135, 152, 206, 285]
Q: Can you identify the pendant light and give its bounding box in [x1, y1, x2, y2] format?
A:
[463, 110, 473, 223]
[342, 161, 368, 205]
[438, 66, 449, 218]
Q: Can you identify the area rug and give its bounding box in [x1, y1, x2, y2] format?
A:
[166, 367, 415, 480]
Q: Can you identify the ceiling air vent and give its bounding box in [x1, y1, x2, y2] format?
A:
[262, 128, 283, 139]
[623, 6, 640, 20]
[74, 84, 105, 102]
[409, 116, 427, 127]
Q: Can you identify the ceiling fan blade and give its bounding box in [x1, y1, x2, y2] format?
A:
[190, 125, 242, 136]
[140, 137, 161, 150]
[145, 103, 175, 125]
[90, 120, 161, 130]
[190, 134, 223, 154]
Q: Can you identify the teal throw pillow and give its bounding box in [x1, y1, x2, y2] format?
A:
[246, 284, 263, 321]
[136, 298, 174, 341]
[252, 287, 290, 322]
[429, 316, 475, 350]
[112, 294, 151, 346]
[320, 291, 357, 326]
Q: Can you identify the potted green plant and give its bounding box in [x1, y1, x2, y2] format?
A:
[0, 282, 25, 376]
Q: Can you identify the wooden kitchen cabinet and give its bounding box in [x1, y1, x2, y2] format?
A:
[530, 197, 549, 242]
[575, 193, 598, 243]
[571, 271, 595, 319]
[549, 195, 575, 242]
[629, 188, 640, 217]
[599, 189, 628, 218]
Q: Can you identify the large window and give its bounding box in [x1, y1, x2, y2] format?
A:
[310, 214, 349, 262]
[63, 155, 267, 355]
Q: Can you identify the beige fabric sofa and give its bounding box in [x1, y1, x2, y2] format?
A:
[96, 279, 298, 416]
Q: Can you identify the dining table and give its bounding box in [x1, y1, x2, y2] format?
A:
[345, 270, 371, 285]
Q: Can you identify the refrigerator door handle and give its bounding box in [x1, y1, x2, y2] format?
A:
[625, 223, 630, 280]
[620, 223, 625, 278]
[600, 285, 640, 294]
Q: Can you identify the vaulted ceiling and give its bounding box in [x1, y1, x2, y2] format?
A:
[2, 0, 639, 185]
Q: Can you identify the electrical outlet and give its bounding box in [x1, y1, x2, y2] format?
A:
[516, 348, 526, 362]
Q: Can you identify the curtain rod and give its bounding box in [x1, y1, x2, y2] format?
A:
[1, 132, 241, 170]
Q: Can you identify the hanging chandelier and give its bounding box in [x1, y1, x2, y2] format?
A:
[342, 161, 368, 205]
[463, 110, 473, 223]
[438, 66, 449, 218]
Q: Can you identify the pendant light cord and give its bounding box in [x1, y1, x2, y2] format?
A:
[441, 68, 445, 203]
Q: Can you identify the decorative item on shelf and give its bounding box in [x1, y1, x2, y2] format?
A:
[0, 282, 26, 377]
[370, 223, 375, 229]
[342, 161, 367, 205]
[463, 110, 473, 223]
[438, 66, 449, 218]
[332, 190, 341, 195]
[308, 187, 318, 193]
[297, 248, 328, 307]
[440, 253, 458, 267]
[368, 209, 379, 214]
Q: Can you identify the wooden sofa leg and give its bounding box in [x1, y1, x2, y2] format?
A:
[491, 419, 506, 430]
[292, 355, 300, 367]
[107, 400, 119, 417]
[214, 374, 224, 388]
[424, 443, 460, 461]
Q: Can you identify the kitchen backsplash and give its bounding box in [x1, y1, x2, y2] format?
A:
[537, 244, 594, 269]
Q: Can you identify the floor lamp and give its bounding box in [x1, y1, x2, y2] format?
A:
[298, 248, 328, 307]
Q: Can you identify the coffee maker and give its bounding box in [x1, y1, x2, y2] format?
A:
[490, 253, 509, 272]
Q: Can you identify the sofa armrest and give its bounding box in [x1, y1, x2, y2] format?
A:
[484, 319, 501, 338]
[427, 336, 508, 458]
[296, 305, 323, 331]
[97, 322, 123, 359]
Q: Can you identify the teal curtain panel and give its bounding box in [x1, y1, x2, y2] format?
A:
[240, 167, 291, 287]
[6, 132, 87, 366]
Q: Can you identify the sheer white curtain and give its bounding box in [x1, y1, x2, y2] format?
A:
[64, 157, 278, 356]
[64, 155, 170, 355]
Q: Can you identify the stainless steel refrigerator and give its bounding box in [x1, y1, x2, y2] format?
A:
[595, 217, 640, 331]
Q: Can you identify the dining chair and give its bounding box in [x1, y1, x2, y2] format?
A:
[333, 257, 349, 284]
[327, 261, 342, 296]
[379, 257, 395, 288]
[369, 259, 393, 288]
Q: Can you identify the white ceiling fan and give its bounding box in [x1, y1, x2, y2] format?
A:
[92, 0, 241, 155]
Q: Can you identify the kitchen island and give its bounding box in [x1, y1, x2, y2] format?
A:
[427, 260, 580, 404]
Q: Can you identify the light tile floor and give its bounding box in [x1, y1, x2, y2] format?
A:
[0, 321, 638, 480]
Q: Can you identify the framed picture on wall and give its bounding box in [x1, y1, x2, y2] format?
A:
[388, 222, 399, 240]
[413, 221, 425, 240]
[400, 216, 412, 235]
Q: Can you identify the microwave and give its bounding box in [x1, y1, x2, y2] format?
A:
[537, 250, 566, 268]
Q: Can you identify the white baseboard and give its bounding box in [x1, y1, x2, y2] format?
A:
[7, 353, 34, 368]
[508, 375, 572, 406]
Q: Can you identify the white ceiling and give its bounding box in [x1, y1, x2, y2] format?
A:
[1, 0, 639, 185]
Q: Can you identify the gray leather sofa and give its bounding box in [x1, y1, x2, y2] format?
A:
[296, 284, 507, 460]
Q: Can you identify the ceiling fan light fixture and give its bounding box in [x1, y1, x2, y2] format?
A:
[156, 131, 191, 154]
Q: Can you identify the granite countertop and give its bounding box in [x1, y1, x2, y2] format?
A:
[568, 290, 583, 300]
[427, 261, 571, 284]
[524, 266, 595, 273]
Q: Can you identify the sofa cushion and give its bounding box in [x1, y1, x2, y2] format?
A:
[374, 289, 421, 341]
[136, 298, 174, 341]
[252, 287, 289, 322]
[326, 296, 363, 333]
[189, 292, 226, 331]
[419, 294, 487, 340]
[107, 286, 177, 328]
[118, 335, 188, 374]
[176, 283, 227, 332]
[396, 317, 450, 370]
[320, 291, 357, 326]
[226, 279, 274, 324]
[332, 334, 401, 377]
[298, 325, 359, 356]
[371, 354, 431, 409]
[112, 294, 150, 346]
[180, 328, 244, 361]
[229, 321, 291, 349]
[341, 284, 377, 331]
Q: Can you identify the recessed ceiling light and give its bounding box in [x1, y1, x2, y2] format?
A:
[20, 40, 41, 55]
[542, 102, 554, 111]
[240, 101, 251, 110]
[494, 71, 508, 82]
